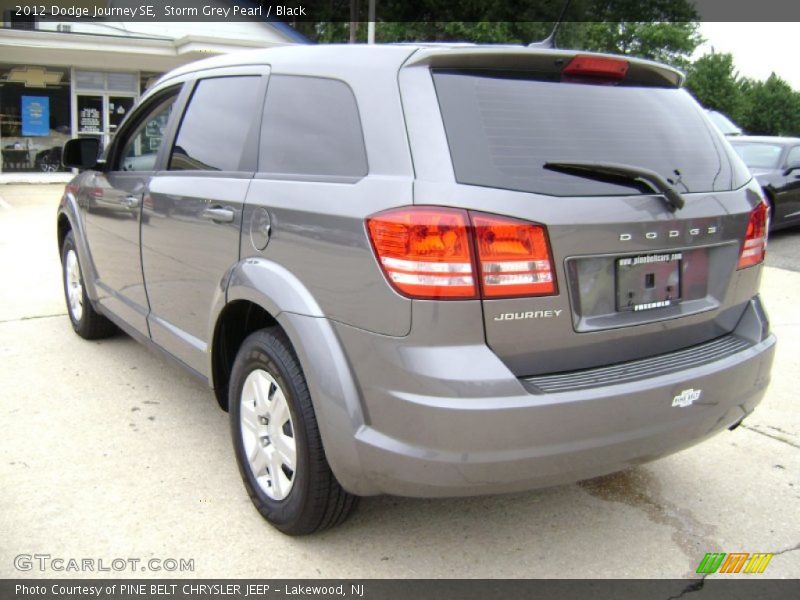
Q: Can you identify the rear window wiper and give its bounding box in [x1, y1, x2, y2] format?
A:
[543, 161, 686, 211]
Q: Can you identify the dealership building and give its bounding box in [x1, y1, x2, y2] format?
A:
[0, 9, 304, 182]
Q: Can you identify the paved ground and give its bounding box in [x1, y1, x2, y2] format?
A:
[0, 185, 798, 579]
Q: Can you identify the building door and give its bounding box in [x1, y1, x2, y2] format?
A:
[76, 94, 104, 151]
[73, 71, 139, 153]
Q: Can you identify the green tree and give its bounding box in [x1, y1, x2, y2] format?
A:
[738, 74, 800, 136]
[293, 0, 703, 67]
[684, 52, 742, 117]
[567, 21, 701, 68]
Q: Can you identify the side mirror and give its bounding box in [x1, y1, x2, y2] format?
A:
[62, 138, 99, 170]
[783, 162, 800, 176]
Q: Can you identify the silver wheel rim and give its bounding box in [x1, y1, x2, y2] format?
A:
[64, 249, 83, 322]
[240, 369, 297, 501]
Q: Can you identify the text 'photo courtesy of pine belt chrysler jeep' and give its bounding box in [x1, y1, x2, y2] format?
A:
[57, 44, 776, 535]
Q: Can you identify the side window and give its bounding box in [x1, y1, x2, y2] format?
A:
[118, 93, 178, 172]
[260, 76, 368, 178]
[786, 146, 800, 166]
[169, 76, 261, 172]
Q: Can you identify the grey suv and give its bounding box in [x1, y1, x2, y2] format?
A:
[58, 45, 776, 535]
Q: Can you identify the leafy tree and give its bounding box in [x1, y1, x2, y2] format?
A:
[293, 0, 703, 68]
[738, 74, 800, 136]
[568, 22, 701, 68]
[685, 52, 742, 117]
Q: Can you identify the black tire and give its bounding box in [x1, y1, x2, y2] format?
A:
[61, 231, 116, 340]
[229, 327, 358, 535]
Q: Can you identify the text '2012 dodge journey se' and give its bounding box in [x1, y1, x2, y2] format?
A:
[58, 44, 776, 535]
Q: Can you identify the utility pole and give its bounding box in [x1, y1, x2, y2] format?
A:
[349, 0, 358, 44]
[367, 0, 376, 44]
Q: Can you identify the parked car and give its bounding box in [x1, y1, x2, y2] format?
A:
[729, 136, 800, 230]
[34, 146, 63, 172]
[705, 109, 744, 136]
[58, 45, 776, 535]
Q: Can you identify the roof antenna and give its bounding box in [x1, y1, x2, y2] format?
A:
[528, 0, 573, 49]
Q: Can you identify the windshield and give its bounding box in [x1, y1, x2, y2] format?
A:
[433, 70, 749, 197]
[706, 110, 743, 136]
[730, 142, 783, 170]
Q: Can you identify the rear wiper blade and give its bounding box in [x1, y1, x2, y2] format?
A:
[543, 161, 686, 211]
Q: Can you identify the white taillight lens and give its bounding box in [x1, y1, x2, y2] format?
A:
[737, 201, 769, 269]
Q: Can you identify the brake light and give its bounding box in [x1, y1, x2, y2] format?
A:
[366, 207, 476, 299]
[737, 201, 769, 269]
[366, 207, 557, 300]
[563, 55, 629, 82]
[472, 214, 556, 298]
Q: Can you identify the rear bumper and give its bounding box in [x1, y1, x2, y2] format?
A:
[353, 333, 774, 497]
[289, 297, 775, 497]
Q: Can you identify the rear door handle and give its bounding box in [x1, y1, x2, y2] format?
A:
[202, 207, 235, 223]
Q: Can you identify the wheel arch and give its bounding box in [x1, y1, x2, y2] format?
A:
[209, 258, 371, 494]
[56, 192, 100, 301]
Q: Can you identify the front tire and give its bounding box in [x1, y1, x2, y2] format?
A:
[229, 328, 357, 535]
[61, 231, 116, 339]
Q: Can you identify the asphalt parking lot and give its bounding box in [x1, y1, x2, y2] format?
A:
[0, 184, 798, 579]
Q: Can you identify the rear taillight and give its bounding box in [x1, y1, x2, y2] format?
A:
[366, 207, 476, 299]
[737, 200, 769, 269]
[366, 207, 556, 300]
[472, 214, 556, 298]
[562, 55, 629, 82]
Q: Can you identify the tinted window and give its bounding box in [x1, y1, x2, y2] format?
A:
[260, 76, 367, 178]
[433, 71, 748, 196]
[119, 93, 177, 172]
[730, 142, 784, 170]
[169, 76, 261, 172]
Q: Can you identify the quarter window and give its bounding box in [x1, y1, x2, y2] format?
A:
[259, 76, 368, 178]
[118, 92, 177, 172]
[169, 76, 261, 172]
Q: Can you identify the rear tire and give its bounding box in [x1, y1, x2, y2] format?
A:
[61, 231, 116, 340]
[229, 327, 358, 535]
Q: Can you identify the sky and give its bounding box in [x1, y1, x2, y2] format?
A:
[696, 23, 800, 90]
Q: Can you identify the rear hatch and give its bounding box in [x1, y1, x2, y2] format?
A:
[403, 48, 763, 377]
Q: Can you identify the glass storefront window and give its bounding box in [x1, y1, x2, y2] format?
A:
[0, 65, 151, 175]
[1, 64, 71, 173]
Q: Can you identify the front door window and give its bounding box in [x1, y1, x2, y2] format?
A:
[118, 95, 176, 172]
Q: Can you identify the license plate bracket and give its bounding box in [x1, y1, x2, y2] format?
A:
[616, 253, 682, 312]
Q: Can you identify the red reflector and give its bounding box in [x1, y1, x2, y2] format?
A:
[471, 214, 557, 298]
[563, 55, 629, 81]
[366, 207, 476, 299]
[737, 201, 769, 269]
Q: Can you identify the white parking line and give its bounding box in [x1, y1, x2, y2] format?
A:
[0, 196, 12, 210]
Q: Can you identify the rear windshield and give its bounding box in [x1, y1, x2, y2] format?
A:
[730, 142, 783, 169]
[433, 70, 749, 197]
